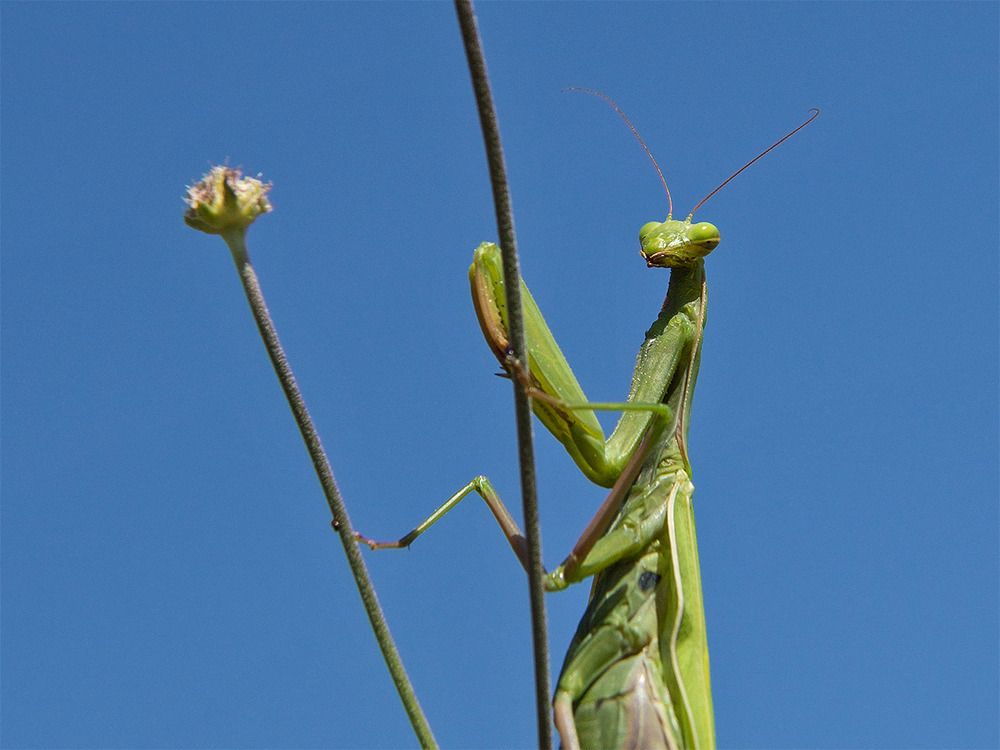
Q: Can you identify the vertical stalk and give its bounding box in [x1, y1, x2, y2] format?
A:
[221, 230, 438, 750]
[452, 3, 553, 748]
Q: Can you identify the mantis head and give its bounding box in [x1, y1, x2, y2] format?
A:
[566, 89, 812, 272]
[639, 218, 720, 268]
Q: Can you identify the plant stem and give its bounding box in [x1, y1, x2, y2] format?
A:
[453, 4, 553, 748]
[221, 230, 438, 750]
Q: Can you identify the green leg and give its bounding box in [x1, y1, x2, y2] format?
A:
[354, 477, 529, 572]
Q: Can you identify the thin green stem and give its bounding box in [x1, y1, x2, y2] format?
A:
[453, 4, 553, 748]
[221, 230, 437, 750]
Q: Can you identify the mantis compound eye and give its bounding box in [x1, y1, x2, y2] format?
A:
[688, 222, 721, 256]
[639, 221, 662, 244]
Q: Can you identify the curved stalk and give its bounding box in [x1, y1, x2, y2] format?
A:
[222, 229, 437, 750]
[453, 3, 553, 748]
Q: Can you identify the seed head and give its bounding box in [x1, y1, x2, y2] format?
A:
[184, 166, 272, 236]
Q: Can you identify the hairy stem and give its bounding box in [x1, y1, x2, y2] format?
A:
[453, 3, 553, 748]
[221, 230, 437, 750]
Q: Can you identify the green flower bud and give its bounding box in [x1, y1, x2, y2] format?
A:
[184, 166, 272, 236]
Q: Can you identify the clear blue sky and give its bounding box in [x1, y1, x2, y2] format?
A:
[3, 3, 997, 749]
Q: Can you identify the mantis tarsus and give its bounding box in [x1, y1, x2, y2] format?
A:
[356, 98, 817, 749]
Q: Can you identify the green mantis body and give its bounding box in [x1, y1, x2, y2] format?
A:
[475, 215, 718, 749]
[362, 217, 720, 749]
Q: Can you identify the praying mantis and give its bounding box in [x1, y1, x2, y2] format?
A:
[356, 96, 817, 749]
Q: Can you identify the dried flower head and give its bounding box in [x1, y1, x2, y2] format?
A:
[184, 166, 272, 236]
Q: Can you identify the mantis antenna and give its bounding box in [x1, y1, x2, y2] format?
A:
[567, 87, 819, 220]
[564, 87, 674, 218]
[688, 107, 819, 217]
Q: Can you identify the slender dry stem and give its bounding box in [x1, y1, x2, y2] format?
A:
[453, 3, 553, 748]
[221, 230, 438, 750]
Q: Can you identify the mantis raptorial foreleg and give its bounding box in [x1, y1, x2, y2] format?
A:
[471, 240, 711, 488]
